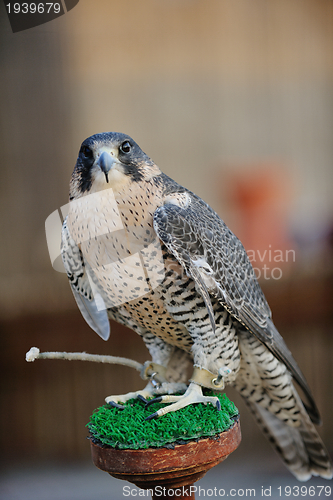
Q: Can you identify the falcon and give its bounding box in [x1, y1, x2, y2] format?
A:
[61, 132, 332, 481]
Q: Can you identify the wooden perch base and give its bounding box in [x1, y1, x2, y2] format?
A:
[90, 418, 241, 499]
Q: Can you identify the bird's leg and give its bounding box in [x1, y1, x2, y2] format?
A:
[105, 381, 160, 407]
[144, 366, 232, 419]
[145, 382, 221, 420]
[105, 360, 188, 407]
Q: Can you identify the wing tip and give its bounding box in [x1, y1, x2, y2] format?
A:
[96, 323, 110, 341]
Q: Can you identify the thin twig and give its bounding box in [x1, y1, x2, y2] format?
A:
[25, 347, 143, 373]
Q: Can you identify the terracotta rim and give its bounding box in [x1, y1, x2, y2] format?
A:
[90, 418, 241, 476]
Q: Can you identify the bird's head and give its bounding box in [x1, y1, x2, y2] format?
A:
[69, 132, 161, 199]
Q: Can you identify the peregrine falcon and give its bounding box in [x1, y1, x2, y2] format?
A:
[61, 132, 332, 481]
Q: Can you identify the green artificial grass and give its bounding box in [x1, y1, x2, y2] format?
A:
[88, 392, 238, 450]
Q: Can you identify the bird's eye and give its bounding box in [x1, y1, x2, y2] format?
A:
[120, 141, 131, 154]
[81, 146, 93, 159]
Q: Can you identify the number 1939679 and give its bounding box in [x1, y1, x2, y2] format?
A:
[277, 485, 331, 497]
[6, 3, 61, 14]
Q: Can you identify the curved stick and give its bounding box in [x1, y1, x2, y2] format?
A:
[25, 347, 143, 372]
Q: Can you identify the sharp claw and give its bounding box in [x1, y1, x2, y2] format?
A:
[145, 411, 159, 421]
[142, 383, 223, 419]
[108, 401, 125, 410]
[145, 396, 163, 408]
[137, 394, 149, 405]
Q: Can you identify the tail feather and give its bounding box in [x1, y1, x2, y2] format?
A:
[236, 328, 332, 480]
[244, 388, 333, 481]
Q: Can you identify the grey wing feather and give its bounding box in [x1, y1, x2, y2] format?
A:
[153, 188, 320, 423]
[61, 218, 110, 341]
[189, 264, 216, 334]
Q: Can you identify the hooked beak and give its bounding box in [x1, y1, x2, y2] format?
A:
[95, 151, 116, 183]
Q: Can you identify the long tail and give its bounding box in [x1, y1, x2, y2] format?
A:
[244, 387, 333, 481]
[236, 329, 332, 480]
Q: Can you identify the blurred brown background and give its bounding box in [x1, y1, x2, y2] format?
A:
[0, 0, 332, 488]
